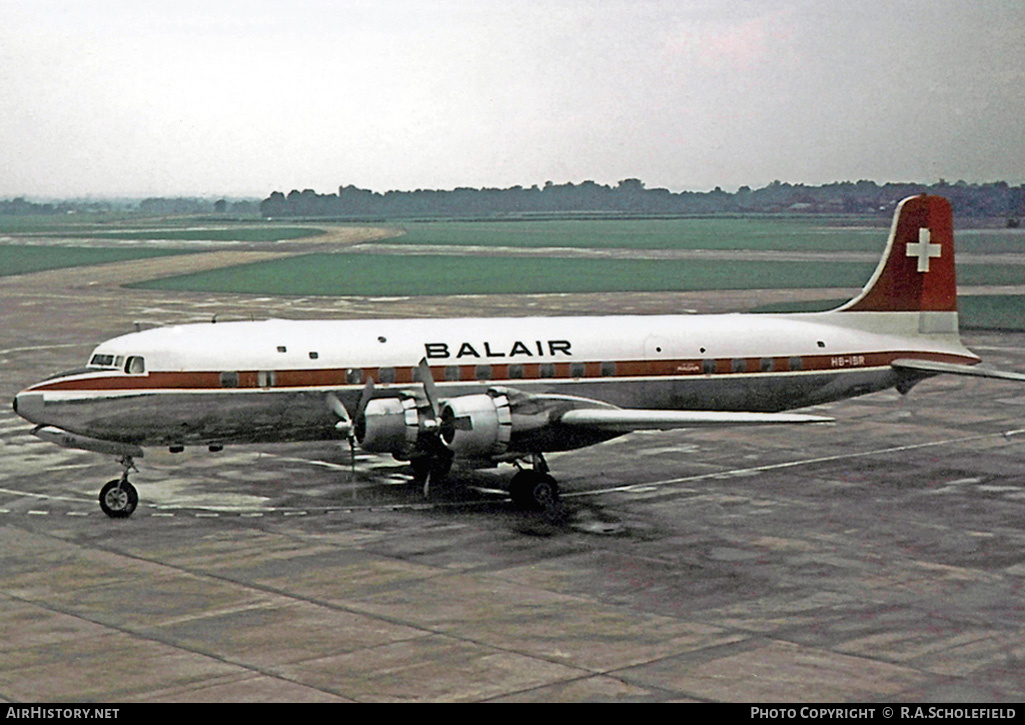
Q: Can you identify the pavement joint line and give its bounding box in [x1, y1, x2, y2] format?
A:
[0, 486, 93, 504]
[14, 527, 606, 693]
[1, 580, 351, 703]
[0, 495, 512, 519]
[566, 428, 1025, 499]
[3, 432, 1020, 519]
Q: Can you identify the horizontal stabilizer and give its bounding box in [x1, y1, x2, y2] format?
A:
[559, 409, 832, 433]
[892, 358, 1025, 383]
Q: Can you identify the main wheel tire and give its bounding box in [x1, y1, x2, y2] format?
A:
[509, 470, 560, 511]
[99, 479, 138, 519]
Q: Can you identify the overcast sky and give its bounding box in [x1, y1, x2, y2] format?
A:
[2, 0, 1023, 198]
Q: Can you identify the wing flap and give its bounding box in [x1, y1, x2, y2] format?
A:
[559, 409, 832, 433]
[892, 358, 1025, 383]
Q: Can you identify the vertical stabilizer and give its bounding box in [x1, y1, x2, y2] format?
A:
[836, 194, 957, 313]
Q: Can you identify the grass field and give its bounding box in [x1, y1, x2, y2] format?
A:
[393, 218, 889, 252]
[390, 219, 1025, 254]
[128, 251, 1025, 297]
[958, 295, 1025, 330]
[954, 229, 1025, 254]
[0, 245, 193, 277]
[5, 216, 1021, 328]
[128, 254, 875, 296]
[4, 214, 1021, 252]
[0, 214, 138, 233]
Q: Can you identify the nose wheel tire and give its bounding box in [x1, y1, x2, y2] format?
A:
[99, 479, 138, 519]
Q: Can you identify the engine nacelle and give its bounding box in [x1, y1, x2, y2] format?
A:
[356, 396, 423, 456]
[355, 390, 522, 460]
[439, 392, 512, 458]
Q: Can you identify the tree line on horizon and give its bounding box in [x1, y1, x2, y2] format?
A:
[3, 179, 1022, 220]
[0, 197, 258, 217]
[259, 178, 1025, 220]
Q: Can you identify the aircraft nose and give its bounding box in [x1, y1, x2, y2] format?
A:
[13, 391, 44, 424]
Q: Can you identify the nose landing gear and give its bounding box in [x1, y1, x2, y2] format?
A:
[98, 456, 138, 519]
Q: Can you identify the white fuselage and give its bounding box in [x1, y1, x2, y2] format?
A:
[15, 310, 977, 453]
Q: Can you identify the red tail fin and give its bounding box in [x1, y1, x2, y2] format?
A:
[838, 194, 957, 312]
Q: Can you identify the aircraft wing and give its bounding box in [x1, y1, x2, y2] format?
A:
[558, 408, 832, 433]
[891, 358, 1025, 383]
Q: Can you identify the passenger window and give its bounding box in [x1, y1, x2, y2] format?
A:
[732, 358, 746, 373]
[601, 361, 616, 377]
[379, 367, 396, 383]
[540, 363, 556, 378]
[702, 359, 716, 375]
[346, 368, 363, 384]
[508, 364, 524, 379]
[220, 371, 239, 388]
[125, 356, 145, 374]
[570, 363, 585, 378]
[760, 358, 774, 372]
[475, 364, 492, 380]
[789, 356, 803, 371]
[445, 365, 460, 381]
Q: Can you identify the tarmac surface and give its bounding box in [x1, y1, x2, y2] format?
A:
[1, 230, 1024, 702]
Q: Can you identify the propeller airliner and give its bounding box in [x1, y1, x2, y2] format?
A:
[13, 195, 1025, 517]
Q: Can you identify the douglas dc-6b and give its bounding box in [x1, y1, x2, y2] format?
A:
[13, 195, 1025, 518]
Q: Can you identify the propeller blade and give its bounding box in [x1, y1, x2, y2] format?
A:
[325, 393, 354, 436]
[325, 392, 350, 421]
[326, 392, 359, 478]
[417, 358, 441, 418]
[354, 376, 375, 421]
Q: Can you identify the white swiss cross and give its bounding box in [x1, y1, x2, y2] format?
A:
[906, 227, 941, 273]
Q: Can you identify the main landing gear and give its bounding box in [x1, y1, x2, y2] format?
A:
[98, 456, 138, 519]
[410, 448, 454, 499]
[409, 451, 561, 511]
[509, 454, 560, 511]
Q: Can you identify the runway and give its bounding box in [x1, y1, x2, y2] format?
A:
[1, 241, 1024, 702]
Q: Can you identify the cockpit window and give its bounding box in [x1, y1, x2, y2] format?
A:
[89, 354, 116, 368]
[125, 356, 146, 374]
[88, 353, 145, 373]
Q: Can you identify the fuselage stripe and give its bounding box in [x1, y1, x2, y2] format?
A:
[29, 350, 979, 393]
